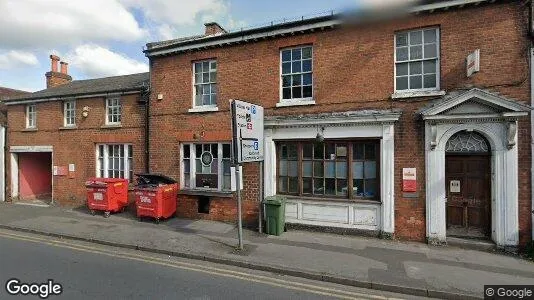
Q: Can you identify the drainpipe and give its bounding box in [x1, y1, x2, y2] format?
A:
[531, 46, 534, 241]
[144, 60, 152, 174]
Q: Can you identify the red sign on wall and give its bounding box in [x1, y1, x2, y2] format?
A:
[402, 168, 417, 192]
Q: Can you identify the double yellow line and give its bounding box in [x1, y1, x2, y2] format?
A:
[0, 230, 403, 300]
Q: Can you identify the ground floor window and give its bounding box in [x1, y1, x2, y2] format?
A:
[276, 140, 379, 200]
[182, 142, 232, 191]
[96, 144, 133, 180]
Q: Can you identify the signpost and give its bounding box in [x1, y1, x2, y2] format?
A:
[230, 99, 264, 250]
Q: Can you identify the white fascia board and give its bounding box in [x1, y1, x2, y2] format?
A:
[408, 0, 488, 13]
[10, 145, 53, 152]
[4, 90, 141, 106]
[265, 112, 402, 127]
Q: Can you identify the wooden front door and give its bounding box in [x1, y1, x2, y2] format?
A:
[445, 155, 490, 238]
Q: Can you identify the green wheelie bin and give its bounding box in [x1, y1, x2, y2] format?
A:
[263, 196, 286, 236]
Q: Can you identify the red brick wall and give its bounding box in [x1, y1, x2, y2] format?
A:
[149, 2, 531, 241]
[6, 93, 146, 206]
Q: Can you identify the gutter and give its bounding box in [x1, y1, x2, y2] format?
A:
[3, 89, 144, 106]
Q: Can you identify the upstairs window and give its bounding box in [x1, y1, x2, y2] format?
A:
[106, 97, 121, 125]
[63, 100, 76, 127]
[26, 104, 36, 129]
[395, 28, 439, 92]
[193, 60, 217, 107]
[281, 46, 313, 101]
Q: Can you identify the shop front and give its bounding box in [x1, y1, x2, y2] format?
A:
[264, 110, 401, 237]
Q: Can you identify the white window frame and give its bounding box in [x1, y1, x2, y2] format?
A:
[394, 27, 440, 93]
[105, 97, 121, 125]
[96, 144, 133, 180]
[63, 100, 76, 127]
[180, 142, 232, 191]
[279, 45, 314, 103]
[25, 104, 36, 129]
[192, 60, 217, 109]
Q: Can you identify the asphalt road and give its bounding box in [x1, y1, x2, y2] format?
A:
[0, 229, 420, 300]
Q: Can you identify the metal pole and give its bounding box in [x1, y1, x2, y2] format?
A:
[258, 161, 263, 234]
[236, 165, 244, 250]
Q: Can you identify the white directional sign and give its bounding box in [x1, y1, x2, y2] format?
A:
[231, 99, 264, 163]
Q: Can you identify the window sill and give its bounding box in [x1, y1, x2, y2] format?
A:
[188, 106, 219, 113]
[276, 99, 316, 108]
[391, 90, 446, 99]
[179, 189, 233, 198]
[100, 124, 122, 129]
[59, 126, 77, 130]
[22, 128, 38, 132]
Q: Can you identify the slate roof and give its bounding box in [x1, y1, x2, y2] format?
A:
[3, 72, 149, 102]
[0, 87, 29, 100]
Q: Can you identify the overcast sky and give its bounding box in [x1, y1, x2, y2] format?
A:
[0, 0, 403, 92]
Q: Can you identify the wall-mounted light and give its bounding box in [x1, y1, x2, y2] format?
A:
[315, 126, 325, 143]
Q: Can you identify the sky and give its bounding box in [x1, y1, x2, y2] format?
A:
[0, 0, 402, 92]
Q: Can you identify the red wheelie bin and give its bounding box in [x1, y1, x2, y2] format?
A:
[86, 178, 129, 218]
[134, 174, 178, 223]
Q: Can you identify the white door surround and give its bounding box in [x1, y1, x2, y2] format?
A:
[9, 145, 54, 200]
[264, 110, 401, 235]
[421, 88, 530, 247]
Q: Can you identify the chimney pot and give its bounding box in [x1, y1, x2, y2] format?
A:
[50, 55, 60, 72]
[60, 61, 68, 74]
[204, 22, 226, 36]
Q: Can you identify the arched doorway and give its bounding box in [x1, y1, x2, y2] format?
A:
[445, 130, 491, 239]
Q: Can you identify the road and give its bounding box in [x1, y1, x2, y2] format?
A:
[0, 229, 421, 300]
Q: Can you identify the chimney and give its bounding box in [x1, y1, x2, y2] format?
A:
[45, 54, 72, 89]
[204, 22, 226, 36]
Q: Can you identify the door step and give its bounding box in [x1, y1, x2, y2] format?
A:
[447, 236, 496, 251]
[13, 199, 51, 207]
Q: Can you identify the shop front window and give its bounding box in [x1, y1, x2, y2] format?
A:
[277, 140, 379, 200]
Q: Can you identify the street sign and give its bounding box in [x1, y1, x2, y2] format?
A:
[231, 100, 264, 163]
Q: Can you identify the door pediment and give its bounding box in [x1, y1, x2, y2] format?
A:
[420, 88, 530, 121]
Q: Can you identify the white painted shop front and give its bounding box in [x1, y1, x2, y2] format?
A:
[263, 110, 401, 236]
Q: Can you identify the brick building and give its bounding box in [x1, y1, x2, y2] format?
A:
[0, 86, 29, 202]
[3, 55, 149, 205]
[144, 0, 532, 247]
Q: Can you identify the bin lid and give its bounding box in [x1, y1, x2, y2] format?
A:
[263, 195, 286, 205]
[135, 173, 177, 185]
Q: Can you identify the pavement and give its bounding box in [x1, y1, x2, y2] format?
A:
[0, 202, 532, 300]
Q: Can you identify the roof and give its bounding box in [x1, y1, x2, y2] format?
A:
[3, 72, 149, 104]
[145, 0, 496, 57]
[0, 87, 29, 100]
